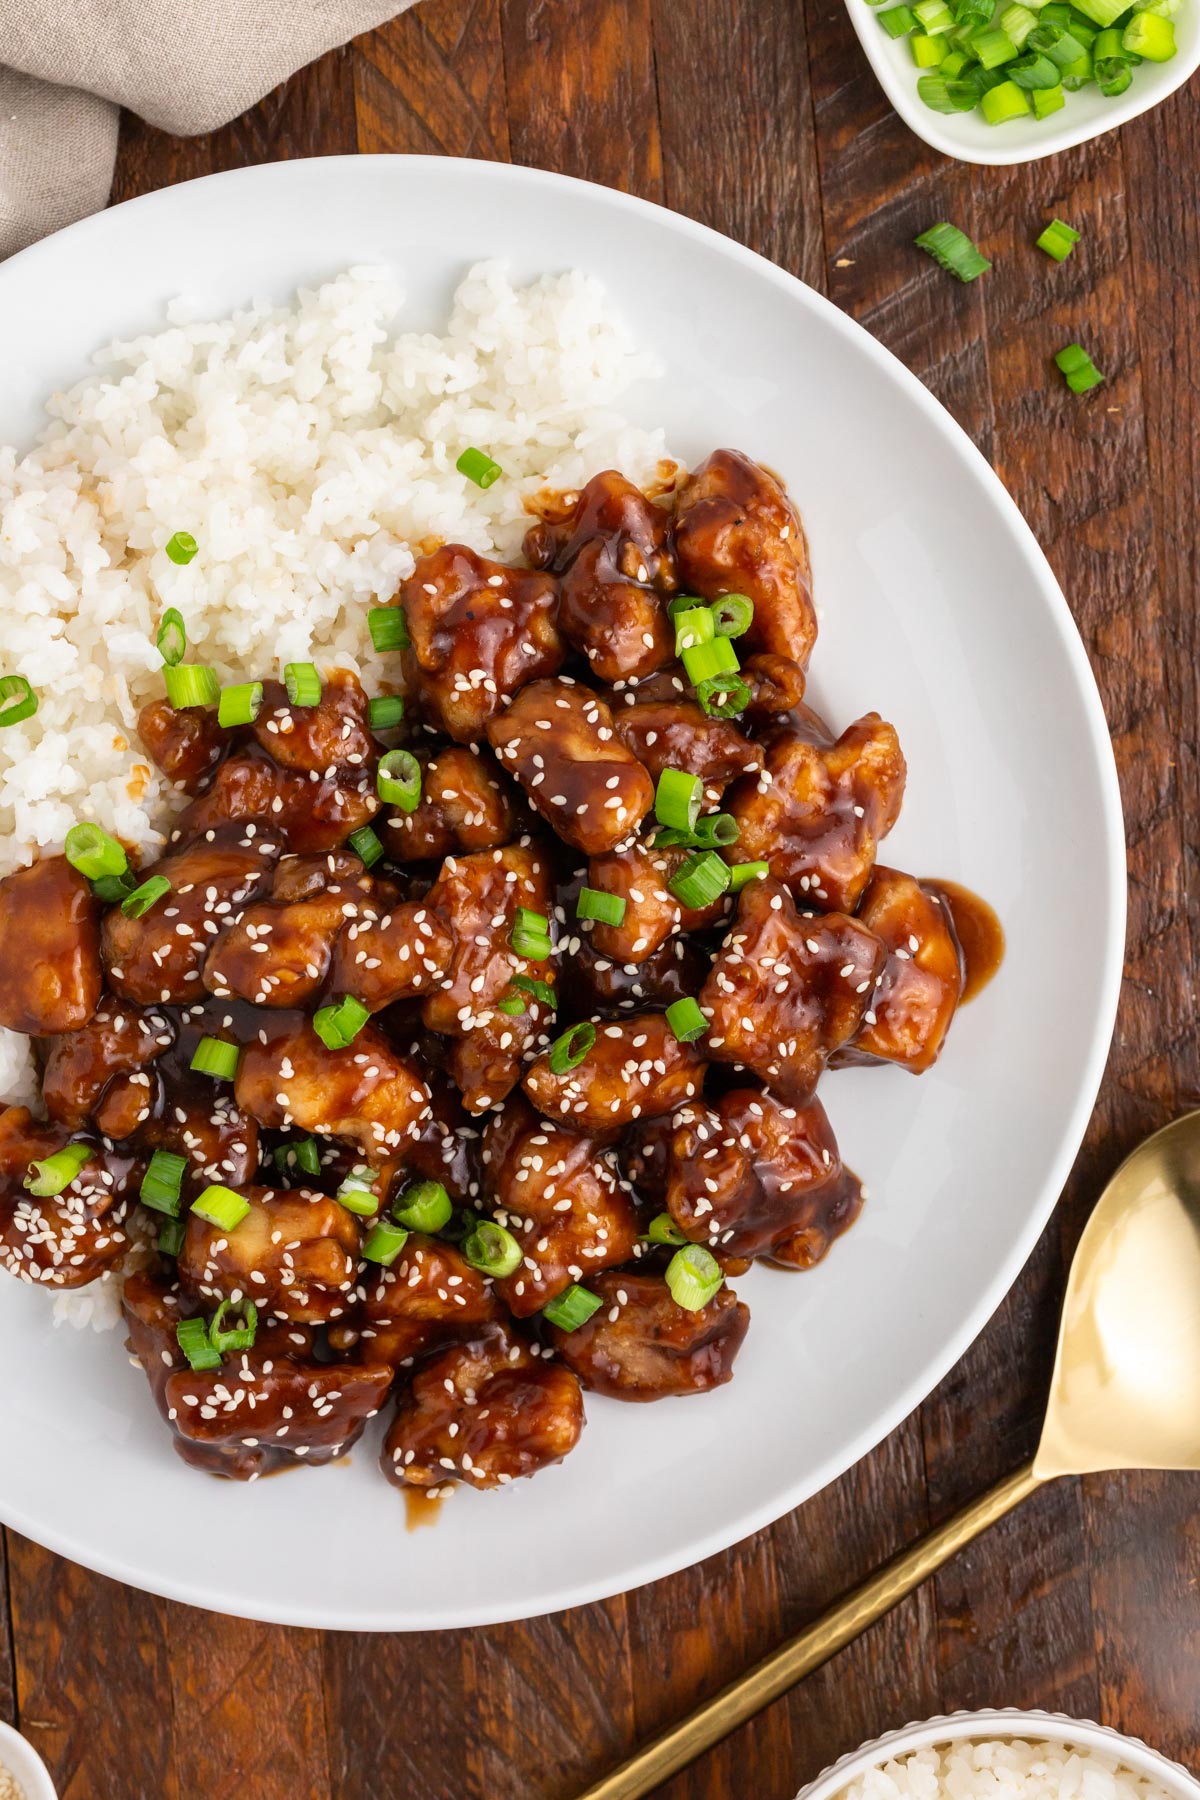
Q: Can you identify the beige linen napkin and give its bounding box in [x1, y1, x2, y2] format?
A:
[0, 0, 412, 259]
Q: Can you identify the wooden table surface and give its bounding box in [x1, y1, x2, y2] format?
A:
[4, 3, 1199, 1795]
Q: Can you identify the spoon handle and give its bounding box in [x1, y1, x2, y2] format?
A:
[576, 1458, 1043, 1800]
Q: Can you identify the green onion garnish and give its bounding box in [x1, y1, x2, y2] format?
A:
[190, 1184, 251, 1232]
[695, 675, 751, 719]
[1094, 52, 1133, 90]
[1027, 20, 1087, 61]
[368, 606, 411, 652]
[456, 447, 504, 489]
[156, 608, 187, 667]
[312, 994, 371, 1050]
[509, 974, 556, 1009]
[915, 222, 991, 282]
[217, 681, 263, 728]
[190, 1037, 240, 1082]
[669, 850, 731, 910]
[691, 812, 739, 849]
[0, 675, 37, 727]
[1037, 219, 1081, 261]
[665, 1243, 724, 1312]
[120, 875, 171, 919]
[336, 1180, 380, 1217]
[999, 2, 1039, 44]
[273, 1136, 322, 1178]
[461, 1219, 522, 1277]
[665, 997, 708, 1043]
[729, 860, 770, 892]
[284, 662, 322, 707]
[878, 3, 918, 32]
[1031, 83, 1067, 114]
[673, 605, 715, 658]
[1008, 51, 1062, 85]
[347, 825, 385, 869]
[646, 1212, 689, 1246]
[511, 906, 552, 961]
[209, 1297, 258, 1354]
[92, 871, 137, 904]
[682, 634, 739, 688]
[165, 531, 198, 566]
[139, 1148, 188, 1216]
[362, 1220, 410, 1265]
[176, 1316, 220, 1371]
[577, 887, 627, 927]
[24, 1142, 92, 1197]
[710, 594, 754, 639]
[655, 767, 702, 833]
[158, 1218, 186, 1258]
[368, 695, 405, 731]
[1071, 0, 1130, 23]
[393, 1179, 453, 1234]
[542, 1284, 603, 1332]
[377, 749, 422, 812]
[1122, 9, 1176, 55]
[164, 664, 220, 710]
[911, 31, 947, 64]
[547, 1020, 596, 1075]
[64, 822, 128, 882]
[1055, 343, 1105, 393]
[980, 76, 1034, 120]
[497, 995, 526, 1015]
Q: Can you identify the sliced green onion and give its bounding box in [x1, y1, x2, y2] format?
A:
[912, 30, 948, 62]
[1094, 50, 1134, 87]
[497, 995, 526, 1015]
[190, 1036, 241, 1082]
[312, 994, 371, 1050]
[730, 860, 770, 892]
[165, 531, 198, 566]
[1055, 343, 1105, 393]
[1093, 24, 1128, 56]
[914, 0, 956, 26]
[665, 1243, 724, 1312]
[655, 767, 702, 833]
[139, 1148, 188, 1216]
[980, 76, 1033, 119]
[209, 1297, 258, 1354]
[156, 608, 187, 667]
[542, 1284, 603, 1332]
[669, 851, 731, 909]
[368, 694, 405, 732]
[646, 1212, 689, 1246]
[65, 823, 127, 883]
[667, 594, 707, 619]
[0, 675, 37, 727]
[1070, 0, 1132, 20]
[164, 664, 220, 709]
[121, 875, 171, 919]
[190, 1183, 251, 1232]
[577, 887, 627, 927]
[666, 996, 708, 1043]
[1059, 47, 1094, 84]
[999, 1, 1040, 42]
[362, 1220, 409, 1265]
[217, 681, 263, 728]
[1027, 20, 1087, 61]
[915, 222, 991, 281]
[1008, 49, 1062, 82]
[92, 871, 137, 904]
[347, 825, 385, 868]
[284, 662, 322, 707]
[918, 73, 975, 109]
[1122, 7, 1175, 53]
[509, 974, 556, 1009]
[377, 749, 422, 812]
[691, 812, 739, 849]
[25, 1142, 92, 1197]
[682, 635, 739, 687]
[368, 606, 411, 652]
[158, 1218, 187, 1258]
[695, 675, 751, 719]
[547, 1021, 596, 1075]
[393, 1179, 453, 1234]
[971, 25, 1018, 61]
[176, 1316, 220, 1370]
[673, 605, 715, 657]
[879, 3, 918, 32]
[710, 594, 754, 638]
[1031, 81, 1067, 112]
[456, 447, 503, 489]
[336, 1182, 381, 1217]
[1037, 219, 1081, 260]
[511, 906, 552, 961]
[461, 1219, 522, 1277]
[273, 1136, 322, 1178]
[938, 47, 970, 74]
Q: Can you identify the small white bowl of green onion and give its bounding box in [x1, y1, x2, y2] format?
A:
[846, 0, 1199, 162]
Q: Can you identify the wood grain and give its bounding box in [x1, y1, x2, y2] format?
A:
[354, 3, 510, 160]
[0, 1533, 14, 1728]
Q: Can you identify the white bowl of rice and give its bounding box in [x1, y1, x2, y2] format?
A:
[0, 1720, 56, 1800]
[798, 1711, 1200, 1800]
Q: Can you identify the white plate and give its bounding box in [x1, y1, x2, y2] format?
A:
[0, 156, 1124, 1630]
[845, 0, 1200, 166]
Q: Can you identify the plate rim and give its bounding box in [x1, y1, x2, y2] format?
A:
[0, 153, 1127, 1629]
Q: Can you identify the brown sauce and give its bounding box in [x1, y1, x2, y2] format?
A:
[928, 880, 1005, 1004]
[404, 1485, 446, 1531]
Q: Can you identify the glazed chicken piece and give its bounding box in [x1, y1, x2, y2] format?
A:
[179, 1185, 362, 1324]
[123, 1269, 393, 1479]
[138, 697, 226, 794]
[381, 1324, 584, 1491]
[523, 470, 676, 683]
[486, 678, 655, 855]
[0, 855, 101, 1035]
[583, 839, 724, 966]
[138, 1084, 261, 1195]
[673, 447, 818, 667]
[235, 1018, 432, 1158]
[269, 849, 372, 902]
[486, 1115, 640, 1317]
[249, 670, 376, 773]
[0, 1107, 136, 1288]
[524, 1011, 706, 1132]
[357, 1235, 500, 1368]
[102, 827, 279, 1007]
[610, 683, 763, 802]
[399, 546, 565, 743]
[203, 891, 352, 1007]
[329, 900, 456, 1014]
[742, 653, 808, 726]
[41, 999, 174, 1135]
[666, 1087, 863, 1265]
[384, 745, 520, 862]
[170, 746, 379, 854]
[566, 935, 710, 1022]
[421, 843, 556, 1112]
[699, 878, 886, 1104]
[724, 713, 906, 912]
[548, 1270, 750, 1400]
[835, 866, 964, 1073]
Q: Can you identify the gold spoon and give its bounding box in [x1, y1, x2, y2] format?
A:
[577, 1110, 1200, 1800]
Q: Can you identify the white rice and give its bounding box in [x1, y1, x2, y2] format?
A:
[837, 1739, 1177, 1800]
[0, 259, 673, 1113]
